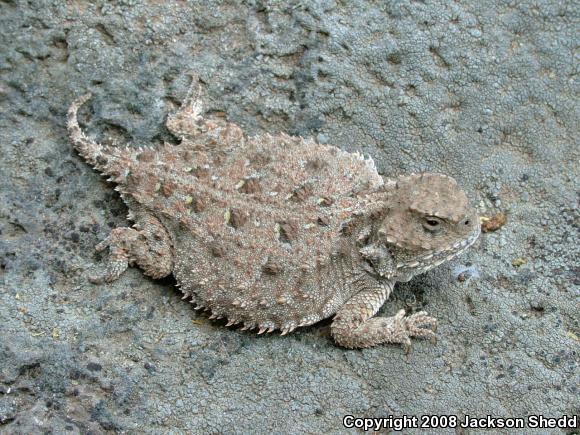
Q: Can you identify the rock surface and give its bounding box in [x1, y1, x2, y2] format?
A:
[0, 0, 578, 433]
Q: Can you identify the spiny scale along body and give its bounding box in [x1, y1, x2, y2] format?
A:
[67, 81, 480, 349]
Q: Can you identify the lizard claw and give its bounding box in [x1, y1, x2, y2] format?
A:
[94, 237, 110, 252]
[402, 338, 413, 355]
[404, 311, 438, 342]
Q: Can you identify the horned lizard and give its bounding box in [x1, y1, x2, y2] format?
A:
[67, 80, 480, 350]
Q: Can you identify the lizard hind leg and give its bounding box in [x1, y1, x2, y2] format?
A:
[165, 75, 206, 140]
[330, 280, 438, 350]
[88, 215, 173, 284]
[165, 75, 244, 147]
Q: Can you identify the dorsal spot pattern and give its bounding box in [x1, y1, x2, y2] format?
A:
[225, 208, 247, 229]
[236, 177, 261, 194]
[275, 221, 297, 245]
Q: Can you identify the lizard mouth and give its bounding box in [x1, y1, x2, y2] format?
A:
[396, 224, 481, 274]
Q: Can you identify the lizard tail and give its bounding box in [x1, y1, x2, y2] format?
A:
[67, 93, 108, 169]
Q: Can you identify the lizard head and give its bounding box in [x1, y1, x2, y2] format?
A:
[373, 173, 480, 279]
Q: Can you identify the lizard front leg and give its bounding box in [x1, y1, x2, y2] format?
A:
[89, 213, 172, 284]
[331, 279, 438, 350]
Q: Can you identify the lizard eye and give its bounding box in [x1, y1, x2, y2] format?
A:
[422, 216, 443, 233]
